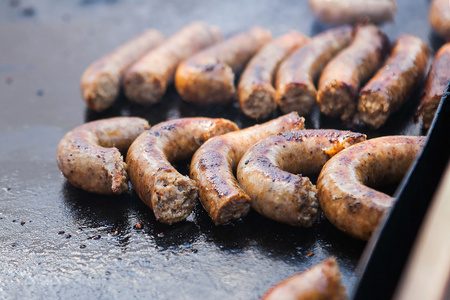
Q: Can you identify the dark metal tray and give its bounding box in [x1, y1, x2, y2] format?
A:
[0, 0, 445, 299]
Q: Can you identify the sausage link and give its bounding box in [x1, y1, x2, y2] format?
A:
[190, 112, 305, 225]
[317, 136, 426, 240]
[237, 129, 366, 227]
[416, 43, 450, 130]
[175, 27, 272, 106]
[309, 0, 397, 26]
[262, 257, 348, 300]
[123, 22, 222, 105]
[238, 31, 310, 119]
[56, 117, 150, 195]
[275, 26, 354, 115]
[317, 25, 390, 121]
[126, 118, 238, 224]
[80, 29, 165, 112]
[429, 0, 450, 41]
[358, 34, 430, 129]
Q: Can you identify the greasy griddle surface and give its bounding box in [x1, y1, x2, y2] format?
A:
[0, 0, 442, 299]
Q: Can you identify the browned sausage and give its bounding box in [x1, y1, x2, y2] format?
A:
[429, 0, 450, 41]
[262, 257, 348, 300]
[56, 117, 150, 195]
[126, 118, 238, 224]
[175, 27, 272, 106]
[237, 31, 310, 119]
[190, 112, 305, 225]
[309, 0, 397, 26]
[275, 26, 354, 115]
[123, 22, 222, 105]
[237, 130, 366, 227]
[416, 42, 450, 130]
[317, 136, 425, 240]
[80, 29, 165, 112]
[358, 34, 430, 129]
[317, 24, 390, 121]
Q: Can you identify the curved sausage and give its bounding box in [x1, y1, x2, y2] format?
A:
[262, 257, 348, 300]
[429, 0, 450, 41]
[126, 118, 238, 224]
[238, 31, 310, 119]
[81, 29, 165, 112]
[237, 129, 366, 227]
[175, 27, 272, 106]
[416, 43, 450, 130]
[358, 34, 430, 129]
[309, 0, 397, 26]
[317, 24, 390, 121]
[275, 26, 354, 116]
[123, 22, 222, 105]
[190, 112, 305, 225]
[317, 135, 426, 240]
[56, 117, 150, 195]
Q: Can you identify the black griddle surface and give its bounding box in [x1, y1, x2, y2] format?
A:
[0, 0, 442, 299]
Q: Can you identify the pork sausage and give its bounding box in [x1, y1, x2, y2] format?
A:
[56, 117, 150, 195]
[429, 0, 450, 41]
[237, 129, 366, 227]
[126, 117, 238, 224]
[190, 112, 305, 225]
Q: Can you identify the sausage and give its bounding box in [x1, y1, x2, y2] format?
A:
[416, 43, 450, 130]
[123, 22, 222, 105]
[175, 27, 273, 106]
[190, 112, 305, 225]
[80, 29, 165, 112]
[262, 257, 348, 300]
[275, 26, 354, 116]
[358, 34, 430, 129]
[237, 31, 310, 119]
[56, 117, 150, 195]
[126, 118, 238, 224]
[237, 129, 366, 227]
[429, 0, 450, 41]
[317, 24, 390, 121]
[317, 135, 426, 240]
[309, 0, 397, 26]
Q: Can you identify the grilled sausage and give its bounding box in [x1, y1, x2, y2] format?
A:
[175, 27, 272, 106]
[190, 112, 305, 225]
[416, 43, 450, 130]
[123, 22, 222, 105]
[309, 0, 397, 26]
[317, 136, 426, 240]
[429, 0, 450, 41]
[262, 257, 348, 300]
[237, 130, 366, 227]
[358, 34, 430, 129]
[56, 117, 150, 195]
[275, 26, 354, 116]
[81, 29, 165, 112]
[238, 31, 310, 119]
[126, 118, 238, 224]
[317, 24, 390, 121]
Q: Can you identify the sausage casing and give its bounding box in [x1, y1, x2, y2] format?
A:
[429, 0, 450, 41]
[358, 34, 430, 129]
[126, 118, 238, 224]
[56, 117, 150, 195]
[190, 112, 305, 225]
[237, 129, 366, 227]
[238, 31, 310, 119]
[317, 135, 425, 240]
[275, 26, 354, 115]
[416, 42, 450, 130]
[175, 27, 272, 106]
[317, 24, 390, 121]
[123, 22, 222, 105]
[80, 29, 165, 111]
